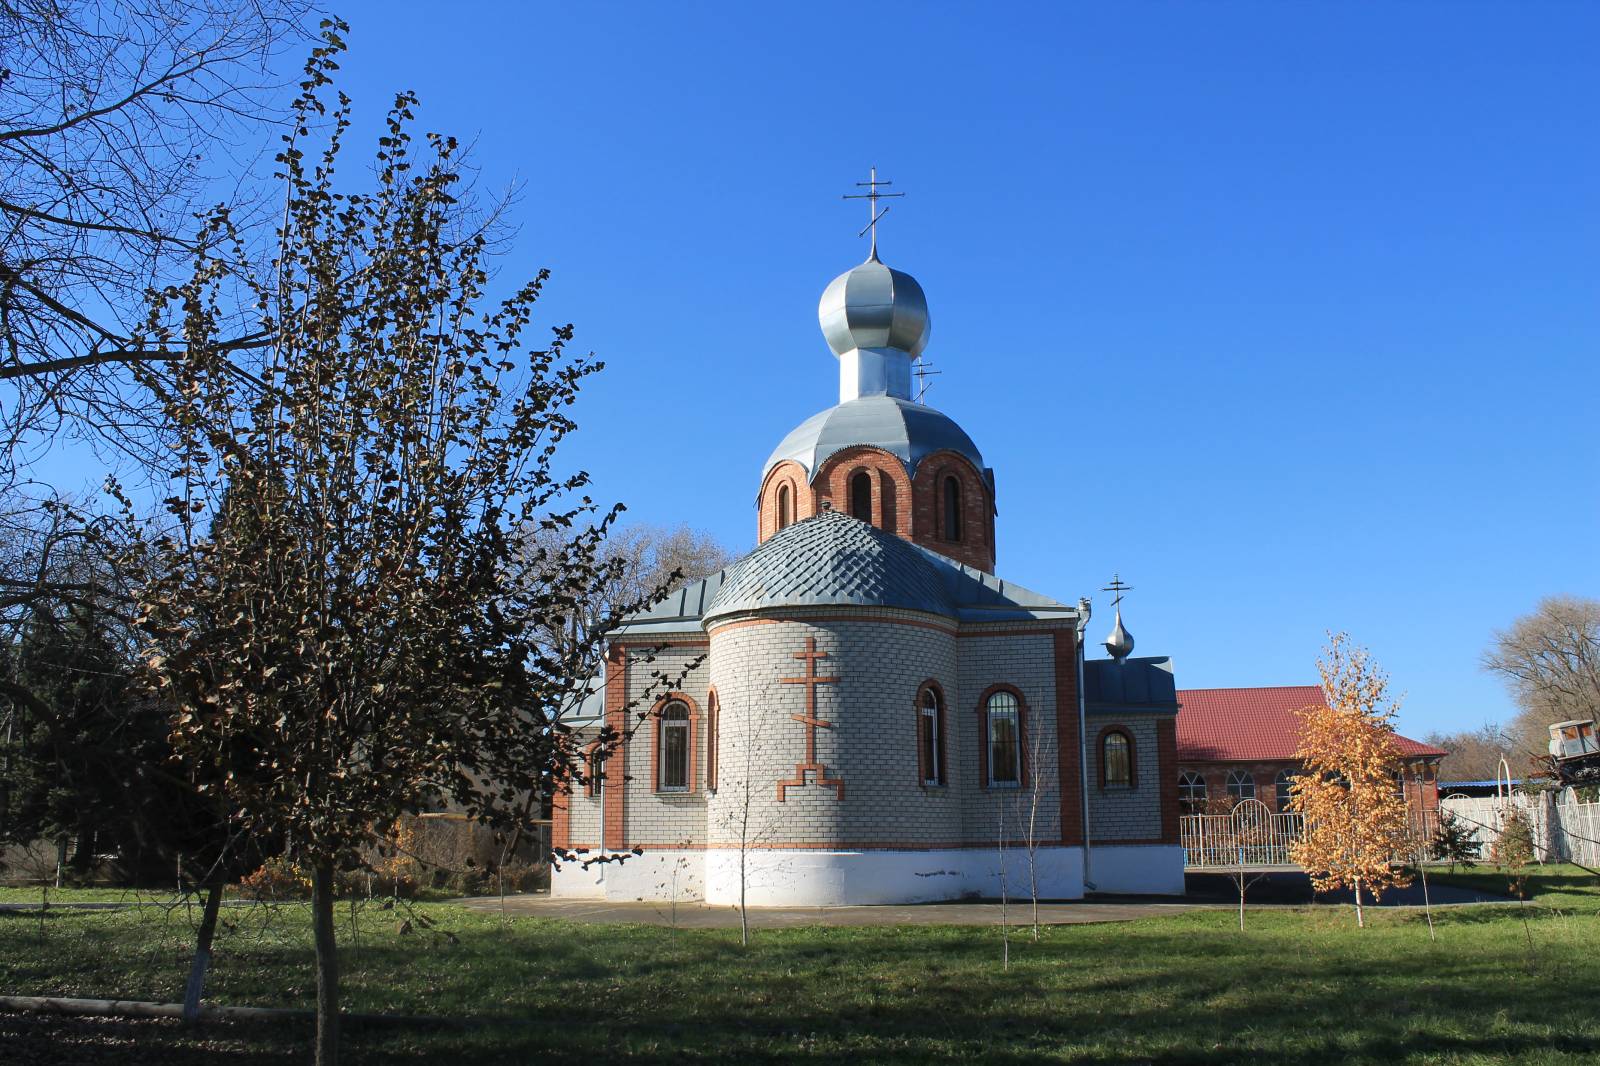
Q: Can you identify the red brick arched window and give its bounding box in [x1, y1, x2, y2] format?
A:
[706, 689, 720, 791]
[915, 681, 947, 787]
[849, 469, 872, 522]
[776, 485, 792, 531]
[977, 684, 1029, 789]
[942, 475, 962, 541]
[650, 694, 700, 794]
[1098, 726, 1135, 789]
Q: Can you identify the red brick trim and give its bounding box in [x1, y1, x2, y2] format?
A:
[551, 794, 570, 850]
[758, 460, 813, 543]
[1053, 630, 1083, 846]
[1156, 719, 1179, 844]
[812, 446, 914, 539]
[776, 637, 844, 801]
[1096, 725, 1137, 790]
[915, 679, 948, 787]
[911, 450, 994, 571]
[602, 642, 627, 849]
[648, 692, 700, 794]
[975, 683, 1029, 789]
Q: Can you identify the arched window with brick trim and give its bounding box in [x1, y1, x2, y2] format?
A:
[1226, 769, 1255, 803]
[983, 688, 1024, 788]
[850, 470, 872, 522]
[1100, 728, 1134, 788]
[943, 475, 962, 541]
[657, 700, 691, 793]
[776, 484, 792, 531]
[916, 683, 946, 787]
[706, 690, 720, 791]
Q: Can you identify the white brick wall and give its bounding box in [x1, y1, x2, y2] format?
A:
[1085, 714, 1164, 841]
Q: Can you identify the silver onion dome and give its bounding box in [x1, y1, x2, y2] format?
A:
[817, 256, 931, 404]
[818, 255, 931, 360]
[1102, 607, 1135, 664]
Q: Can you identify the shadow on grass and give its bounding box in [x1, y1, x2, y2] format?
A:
[5, 884, 1599, 1064]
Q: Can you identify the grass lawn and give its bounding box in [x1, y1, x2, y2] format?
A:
[1, 865, 1597, 1064]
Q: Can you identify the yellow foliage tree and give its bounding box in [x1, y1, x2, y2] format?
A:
[1288, 633, 1414, 927]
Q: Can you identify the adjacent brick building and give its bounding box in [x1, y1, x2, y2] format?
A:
[550, 248, 1186, 905]
[1174, 685, 1446, 816]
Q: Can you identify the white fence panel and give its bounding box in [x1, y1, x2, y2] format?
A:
[1439, 793, 1599, 866]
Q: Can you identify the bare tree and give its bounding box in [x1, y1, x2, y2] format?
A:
[1484, 596, 1600, 762]
[1014, 727, 1056, 941]
[1424, 721, 1517, 782]
[1, 0, 314, 473]
[712, 669, 782, 947]
[524, 521, 737, 662]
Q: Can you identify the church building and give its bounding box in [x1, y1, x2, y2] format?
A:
[551, 236, 1187, 905]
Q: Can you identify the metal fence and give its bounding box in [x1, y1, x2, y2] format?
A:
[1439, 793, 1600, 867]
[1181, 799, 1441, 869]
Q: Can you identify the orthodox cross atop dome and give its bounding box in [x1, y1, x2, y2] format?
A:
[842, 166, 904, 261]
[1101, 573, 1136, 664]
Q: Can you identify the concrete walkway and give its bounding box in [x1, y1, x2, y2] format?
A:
[453, 894, 1214, 928]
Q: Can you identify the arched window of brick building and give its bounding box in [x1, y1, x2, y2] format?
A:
[1226, 769, 1255, 803]
[1102, 730, 1133, 788]
[986, 691, 1021, 787]
[917, 685, 945, 787]
[706, 691, 719, 791]
[777, 484, 792, 531]
[1179, 770, 1206, 814]
[1274, 769, 1298, 813]
[850, 471, 872, 522]
[943, 475, 962, 541]
[658, 701, 690, 792]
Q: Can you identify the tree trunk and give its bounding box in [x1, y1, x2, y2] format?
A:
[738, 844, 749, 948]
[182, 883, 224, 1023]
[1353, 877, 1365, 929]
[312, 862, 340, 1066]
[1418, 863, 1436, 941]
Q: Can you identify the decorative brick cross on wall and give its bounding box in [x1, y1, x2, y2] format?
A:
[777, 636, 845, 801]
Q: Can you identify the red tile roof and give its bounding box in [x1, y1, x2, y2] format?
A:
[1176, 686, 1447, 763]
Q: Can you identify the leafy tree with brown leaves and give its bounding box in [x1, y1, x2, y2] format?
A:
[1288, 633, 1413, 928]
[114, 25, 671, 1064]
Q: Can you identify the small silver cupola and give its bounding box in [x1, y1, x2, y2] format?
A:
[1100, 574, 1135, 664]
[819, 169, 931, 404]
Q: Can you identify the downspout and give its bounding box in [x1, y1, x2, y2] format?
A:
[1076, 598, 1094, 892]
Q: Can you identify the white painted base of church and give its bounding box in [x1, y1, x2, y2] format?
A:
[703, 846, 1088, 906]
[1083, 845, 1187, 896]
[551, 849, 706, 902]
[551, 844, 1185, 903]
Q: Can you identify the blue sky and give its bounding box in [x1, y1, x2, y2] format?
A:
[43, 2, 1600, 739]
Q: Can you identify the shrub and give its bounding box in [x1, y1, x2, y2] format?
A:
[1492, 807, 1537, 869]
[238, 857, 312, 900]
[493, 861, 548, 894]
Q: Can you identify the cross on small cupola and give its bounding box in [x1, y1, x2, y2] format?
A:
[842, 166, 904, 262]
[1101, 573, 1136, 664]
